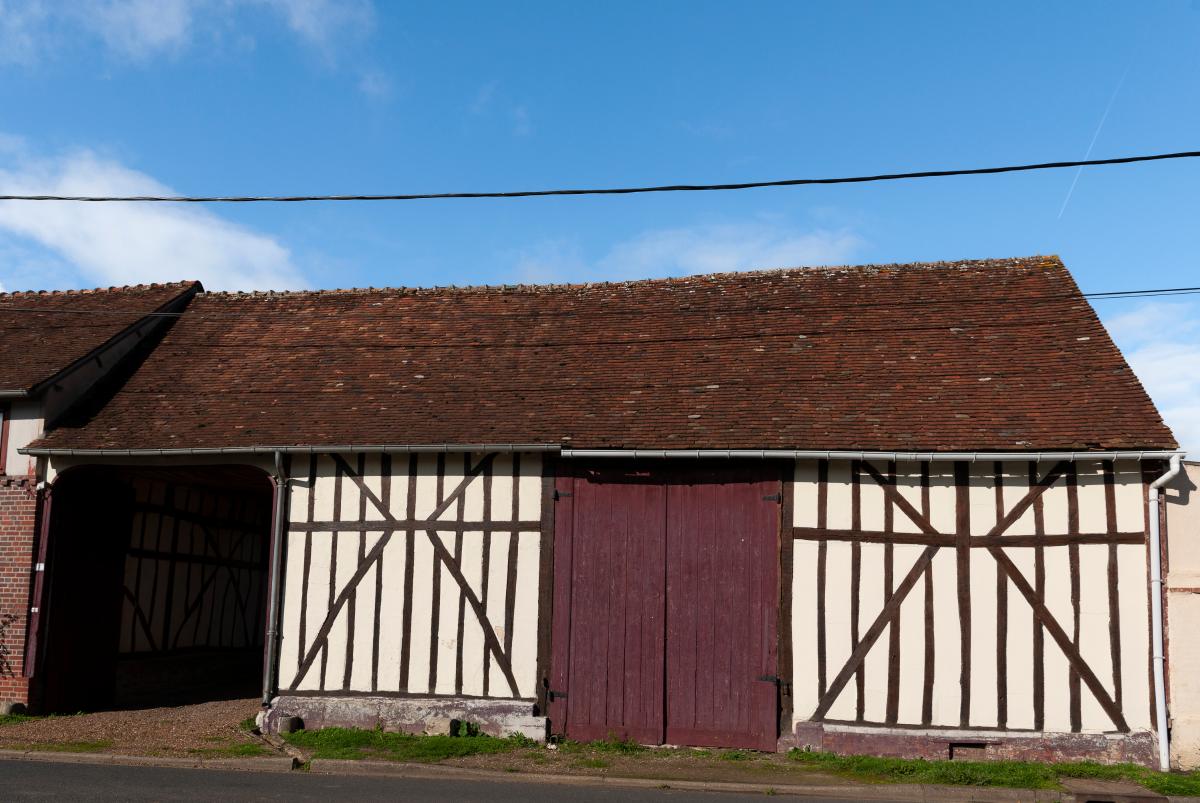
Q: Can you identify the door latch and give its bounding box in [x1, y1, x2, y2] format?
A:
[757, 675, 791, 695]
[548, 689, 568, 701]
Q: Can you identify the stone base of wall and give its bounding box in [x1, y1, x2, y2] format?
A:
[0, 477, 37, 707]
[264, 694, 548, 742]
[787, 722, 1159, 767]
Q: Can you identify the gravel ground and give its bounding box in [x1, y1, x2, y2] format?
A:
[0, 698, 268, 756]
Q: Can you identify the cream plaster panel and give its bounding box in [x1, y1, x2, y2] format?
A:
[1001, 461, 1036, 536]
[1114, 460, 1145, 533]
[486, 532, 512, 681]
[459, 535, 485, 696]
[969, 548, 998, 727]
[518, 454, 542, 521]
[968, 463, 998, 536]
[1079, 543, 1112, 731]
[3, 400, 41, 477]
[348, 543, 377, 691]
[930, 547, 960, 726]
[1041, 467, 1070, 535]
[376, 531, 407, 692]
[1118, 542, 1152, 729]
[1076, 460, 1109, 535]
[434, 530, 461, 695]
[859, 465, 885, 532]
[513, 532, 541, 698]
[406, 533, 435, 692]
[791, 539, 820, 720]
[1041, 545, 1073, 732]
[823, 540, 855, 720]
[893, 461, 924, 534]
[297, 534, 332, 691]
[859, 543, 887, 723]
[490, 454, 516, 521]
[927, 464, 956, 534]
[826, 462, 853, 530]
[793, 462, 819, 528]
[895, 544, 926, 725]
[1005, 547, 1036, 729]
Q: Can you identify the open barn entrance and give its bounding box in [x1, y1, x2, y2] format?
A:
[38, 465, 273, 714]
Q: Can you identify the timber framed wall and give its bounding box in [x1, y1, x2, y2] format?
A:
[272, 451, 551, 736]
[261, 450, 1165, 761]
[787, 458, 1158, 762]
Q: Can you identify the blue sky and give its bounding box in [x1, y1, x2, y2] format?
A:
[0, 0, 1196, 449]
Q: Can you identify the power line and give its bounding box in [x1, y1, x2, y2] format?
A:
[1, 149, 1197, 203]
[0, 285, 1197, 319]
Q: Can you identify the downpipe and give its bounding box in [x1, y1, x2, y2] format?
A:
[262, 451, 289, 708]
[1150, 454, 1183, 771]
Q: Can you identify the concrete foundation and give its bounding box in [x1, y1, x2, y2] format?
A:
[263, 695, 548, 742]
[789, 722, 1160, 766]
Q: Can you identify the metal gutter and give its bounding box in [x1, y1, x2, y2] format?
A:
[262, 451, 289, 708]
[21, 443, 565, 457]
[22, 445, 1185, 461]
[0, 390, 29, 399]
[1148, 454, 1184, 770]
[559, 448, 1187, 461]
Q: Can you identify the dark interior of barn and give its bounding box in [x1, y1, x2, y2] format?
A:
[37, 465, 272, 714]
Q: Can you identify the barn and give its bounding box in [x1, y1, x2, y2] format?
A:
[7, 256, 1194, 767]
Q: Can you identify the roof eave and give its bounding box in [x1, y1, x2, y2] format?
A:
[20, 444, 1186, 462]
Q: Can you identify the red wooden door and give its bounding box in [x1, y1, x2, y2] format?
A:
[665, 465, 780, 750]
[552, 464, 667, 743]
[550, 462, 781, 750]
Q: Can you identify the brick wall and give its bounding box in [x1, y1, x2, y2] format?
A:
[0, 477, 37, 704]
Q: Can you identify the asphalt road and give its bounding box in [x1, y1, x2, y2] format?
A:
[0, 759, 869, 802]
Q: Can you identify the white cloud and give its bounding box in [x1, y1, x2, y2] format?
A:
[0, 0, 375, 63]
[0, 145, 306, 291]
[469, 80, 499, 115]
[84, 0, 194, 59]
[0, 0, 49, 65]
[515, 221, 862, 285]
[511, 105, 532, 137]
[1101, 300, 1200, 453]
[357, 69, 391, 101]
[259, 0, 373, 52]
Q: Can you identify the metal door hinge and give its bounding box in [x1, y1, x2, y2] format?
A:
[35, 563, 44, 572]
[553, 490, 572, 501]
[548, 689, 568, 701]
[762, 493, 782, 503]
[757, 674, 791, 695]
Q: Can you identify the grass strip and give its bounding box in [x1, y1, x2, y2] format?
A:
[283, 727, 524, 762]
[788, 749, 1200, 795]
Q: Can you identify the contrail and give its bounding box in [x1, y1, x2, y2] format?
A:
[1058, 66, 1130, 219]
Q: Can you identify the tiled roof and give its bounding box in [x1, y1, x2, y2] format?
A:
[0, 282, 200, 394]
[30, 257, 1176, 451]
